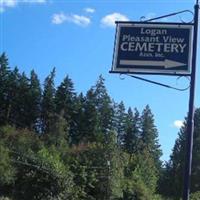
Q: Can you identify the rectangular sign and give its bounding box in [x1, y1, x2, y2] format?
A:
[111, 22, 193, 75]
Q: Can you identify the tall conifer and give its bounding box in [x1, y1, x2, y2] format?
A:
[0, 53, 10, 125]
[15, 72, 30, 128]
[28, 70, 42, 131]
[123, 108, 140, 154]
[55, 75, 76, 142]
[81, 88, 101, 143]
[6, 67, 21, 126]
[114, 101, 126, 146]
[93, 75, 114, 136]
[140, 105, 162, 170]
[41, 68, 56, 133]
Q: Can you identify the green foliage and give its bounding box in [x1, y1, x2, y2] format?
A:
[140, 105, 162, 170]
[0, 53, 10, 126]
[70, 93, 85, 144]
[0, 143, 15, 185]
[114, 101, 126, 146]
[0, 54, 166, 200]
[37, 147, 67, 176]
[68, 143, 102, 199]
[28, 70, 42, 131]
[123, 107, 140, 154]
[0, 125, 74, 200]
[41, 68, 56, 133]
[93, 75, 114, 135]
[0, 197, 12, 200]
[123, 150, 159, 200]
[190, 191, 200, 200]
[4, 67, 21, 126]
[0, 125, 43, 153]
[55, 75, 75, 119]
[80, 88, 102, 143]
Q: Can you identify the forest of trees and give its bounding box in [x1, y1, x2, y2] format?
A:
[0, 53, 200, 200]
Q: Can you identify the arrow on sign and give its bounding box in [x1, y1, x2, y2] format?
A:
[120, 59, 186, 69]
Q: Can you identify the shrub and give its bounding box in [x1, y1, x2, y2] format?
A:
[190, 191, 200, 200]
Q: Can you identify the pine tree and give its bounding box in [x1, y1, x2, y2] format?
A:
[170, 125, 186, 198]
[6, 67, 21, 126]
[123, 107, 140, 154]
[191, 108, 200, 192]
[81, 88, 102, 143]
[93, 75, 114, 136]
[140, 105, 162, 171]
[114, 101, 127, 146]
[44, 114, 69, 149]
[41, 68, 56, 134]
[93, 131, 124, 200]
[55, 75, 75, 119]
[28, 70, 42, 131]
[70, 92, 85, 144]
[158, 120, 186, 199]
[55, 75, 76, 143]
[0, 53, 10, 125]
[14, 72, 30, 128]
[123, 149, 159, 200]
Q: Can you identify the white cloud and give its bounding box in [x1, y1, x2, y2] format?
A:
[22, 0, 47, 3]
[0, 0, 47, 12]
[173, 120, 184, 129]
[69, 14, 91, 27]
[0, 0, 17, 12]
[2, 0, 17, 7]
[101, 12, 129, 28]
[52, 13, 91, 27]
[52, 13, 67, 24]
[84, 7, 95, 13]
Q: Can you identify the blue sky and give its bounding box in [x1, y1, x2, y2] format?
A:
[0, 0, 199, 161]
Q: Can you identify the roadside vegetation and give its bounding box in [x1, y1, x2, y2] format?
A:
[0, 53, 200, 200]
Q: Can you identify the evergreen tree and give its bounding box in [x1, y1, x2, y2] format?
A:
[81, 88, 102, 143]
[123, 108, 140, 154]
[0, 53, 10, 125]
[191, 108, 200, 192]
[114, 101, 127, 146]
[41, 68, 56, 134]
[28, 70, 42, 131]
[93, 75, 114, 137]
[55, 75, 75, 119]
[55, 75, 76, 143]
[70, 92, 86, 144]
[123, 150, 159, 200]
[140, 105, 162, 170]
[15, 72, 30, 128]
[103, 131, 124, 200]
[158, 161, 177, 198]
[6, 67, 21, 126]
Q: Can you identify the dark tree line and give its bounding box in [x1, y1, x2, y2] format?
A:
[0, 53, 162, 153]
[0, 53, 199, 200]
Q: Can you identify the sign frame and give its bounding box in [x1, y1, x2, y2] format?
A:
[110, 21, 194, 76]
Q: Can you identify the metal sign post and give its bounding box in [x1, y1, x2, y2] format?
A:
[183, 1, 199, 200]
